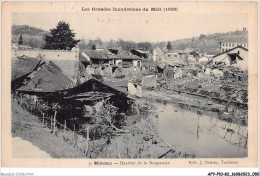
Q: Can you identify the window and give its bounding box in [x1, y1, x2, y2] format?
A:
[232, 44, 234, 47]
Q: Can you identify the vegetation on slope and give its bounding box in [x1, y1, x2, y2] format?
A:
[12, 99, 86, 158]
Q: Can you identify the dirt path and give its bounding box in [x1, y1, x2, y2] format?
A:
[12, 137, 51, 158]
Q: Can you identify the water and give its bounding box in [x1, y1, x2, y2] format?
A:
[153, 102, 248, 158]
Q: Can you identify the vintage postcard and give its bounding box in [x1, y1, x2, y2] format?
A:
[1, 1, 258, 168]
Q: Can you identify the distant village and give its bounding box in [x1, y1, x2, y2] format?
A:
[11, 26, 249, 158]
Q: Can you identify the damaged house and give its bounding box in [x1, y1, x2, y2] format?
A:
[157, 61, 185, 80]
[11, 55, 44, 90]
[211, 46, 248, 71]
[80, 49, 142, 76]
[115, 50, 142, 68]
[17, 61, 73, 94]
[49, 78, 137, 123]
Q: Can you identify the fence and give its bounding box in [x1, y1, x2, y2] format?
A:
[12, 93, 90, 157]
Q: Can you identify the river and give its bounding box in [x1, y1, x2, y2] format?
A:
[152, 102, 248, 158]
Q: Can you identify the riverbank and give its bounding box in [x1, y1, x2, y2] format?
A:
[142, 90, 224, 111]
[12, 97, 196, 159]
[141, 89, 248, 126]
[88, 118, 196, 159]
[152, 102, 248, 158]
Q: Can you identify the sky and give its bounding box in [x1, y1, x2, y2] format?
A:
[12, 12, 248, 43]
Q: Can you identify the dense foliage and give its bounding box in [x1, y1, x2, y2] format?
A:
[43, 21, 80, 50]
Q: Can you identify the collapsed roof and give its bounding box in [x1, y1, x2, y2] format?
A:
[12, 55, 42, 81]
[17, 62, 73, 93]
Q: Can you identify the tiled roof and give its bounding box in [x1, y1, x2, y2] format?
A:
[12, 55, 41, 81]
[17, 62, 73, 93]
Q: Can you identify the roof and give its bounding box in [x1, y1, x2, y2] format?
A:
[157, 63, 167, 69]
[17, 62, 73, 93]
[64, 91, 114, 102]
[132, 49, 149, 54]
[48, 61, 63, 73]
[63, 78, 128, 96]
[79, 52, 91, 63]
[83, 50, 112, 60]
[104, 80, 128, 93]
[83, 49, 141, 60]
[12, 55, 41, 81]
[115, 51, 141, 60]
[212, 46, 248, 58]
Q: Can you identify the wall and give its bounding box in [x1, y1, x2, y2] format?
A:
[221, 43, 248, 52]
[13, 48, 80, 81]
[166, 53, 181, 60]
[115, 59, 122, 66]
[133, 60, 141, 67]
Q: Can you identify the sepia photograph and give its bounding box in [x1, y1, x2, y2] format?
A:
[1, 1, 258, 170]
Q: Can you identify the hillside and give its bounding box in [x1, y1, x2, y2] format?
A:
[12, 25, 248, 54]
[12, 98, 86, 158]
[12, 25, 47, 36]
[12, 25, 48, 48]
[155, 30, 248, 55]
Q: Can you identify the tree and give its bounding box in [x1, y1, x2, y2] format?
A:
[43, 21, 80, 50]
[167, 42, 172, 50]
[29, 36, 45, 48]
[137, 42, 153, 52]
[199, 34, 206, 40]
[18, 35, 23, 45]
[92, 44, 96, 50]
[117, 39, 137, 51]
[78, 38, 88, 50]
